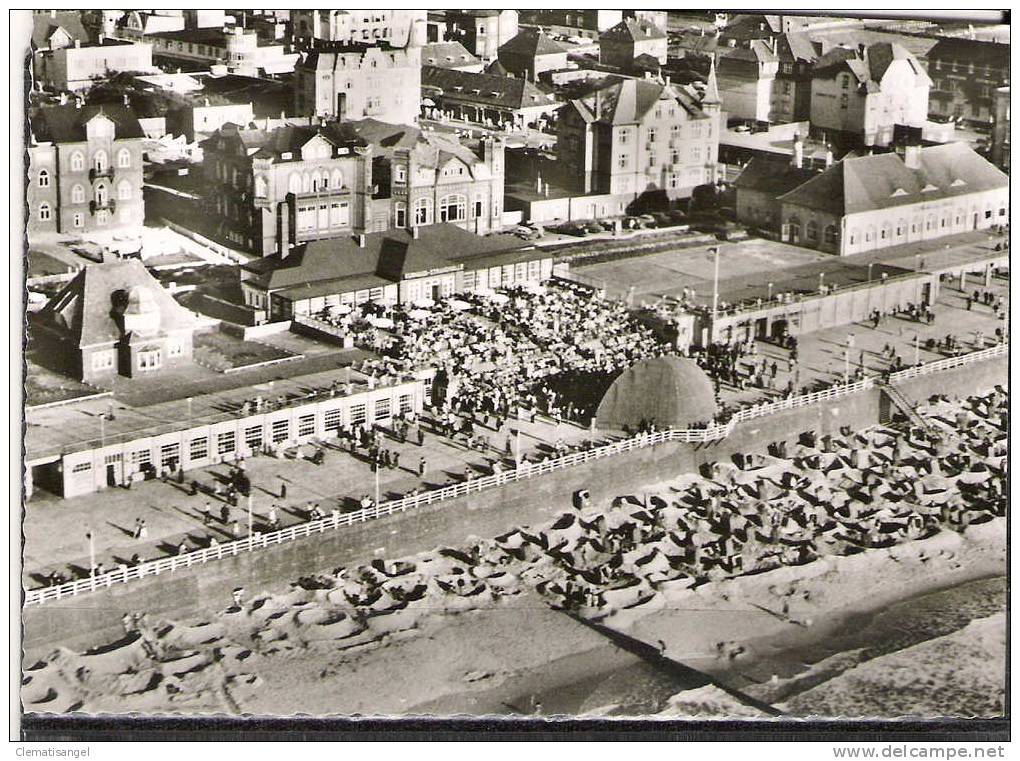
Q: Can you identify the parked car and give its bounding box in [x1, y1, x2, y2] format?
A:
[622, 215, 643, 230]
[636, 214, 658, 228]
[581, 220, 602, 234]
[557, 222, 589, 237]
[649, 212, 673, 227]
[512, 225, 543, 240]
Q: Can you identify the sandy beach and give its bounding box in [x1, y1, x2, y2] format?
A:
[22, 393, 1008, 719]
[21, 517, 1004, 718]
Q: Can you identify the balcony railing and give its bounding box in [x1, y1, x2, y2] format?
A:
[89, 166, 115, 182]
[89, 198, 117, 214]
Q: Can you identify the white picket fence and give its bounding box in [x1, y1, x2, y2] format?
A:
[23, 343, 1006, 606]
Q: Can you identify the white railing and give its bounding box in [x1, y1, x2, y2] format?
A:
[887, 342, 1006, 384]
[23, 345, 1003, 606]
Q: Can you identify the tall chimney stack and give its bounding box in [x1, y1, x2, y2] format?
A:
[903, 143, 922, 170]
[791, 133, 804, 169]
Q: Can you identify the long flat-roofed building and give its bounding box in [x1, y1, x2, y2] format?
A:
[239, 223, 554, 320]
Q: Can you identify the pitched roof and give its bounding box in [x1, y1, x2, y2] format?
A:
[734, 156, 819, 196]
[30, 103, 144, 143]
[242, 224, 531, 292]
[204, 120, 367, 160]
[32, 11, 89, 49]
[422, 66, 557, 110]
[778, 142, 1008, 216]
[600, 19, 666, 43]
[484, 58, 510, 78]
[813, 42, 931, 89]
[421, 41, 480, 68]
[927, 37, 1009, 67]
[568, 77, 706, 126]
[499, 28, 568, 58]
[344, 118, 485, 171]
[37, 260, 200, 348]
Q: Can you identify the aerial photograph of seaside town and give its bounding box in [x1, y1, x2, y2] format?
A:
[17, 8, 1008, 729]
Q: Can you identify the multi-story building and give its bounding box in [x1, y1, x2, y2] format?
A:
[32, 260, 200, 384]
[295, 43, 421, 126]
[31, 10, 90, 53]
[518, 10, 621, 39]
[776, 142, 1008, 255]
[809, 42, 931, 147]
[199, 117, 506, 256]
[291, 9, 426, 48]
[556, 72, 722, 202]
[444, 10, 519, 61]
[926, 38, 1010, 129]
[421, 66, 560, 128]
[990, 86, 1009, 170]
[147, 27, 299, 76]
[27, 103, 146, 238]
[200, 120, 374, 256]
[497, 28, 569, 81]
[598, 19, 668, 70]
[717, 33, 817, 124]
[346, 119, 505, 237]
[36, 38, 155, 93]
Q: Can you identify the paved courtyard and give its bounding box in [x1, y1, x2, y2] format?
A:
[579, 230, 1006, 306]
[22, 410, 597, 586]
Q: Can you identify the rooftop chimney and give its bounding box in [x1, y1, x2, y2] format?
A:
[74, 39, 81, 48]
[903, 143, 922, 170]
[791, 132, 804, 169]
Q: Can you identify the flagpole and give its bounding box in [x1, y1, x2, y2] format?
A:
[711, 246, 720, 343]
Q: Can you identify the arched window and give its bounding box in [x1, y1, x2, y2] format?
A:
[395, 201, 406, 228]
[71, 184, 85, 204]
[865, 225, 875, 243]
[320, 171, 329, 190]
[93, 150, 108, 173]
[895, 219, 906, 237]
[414, 198, 432, 225]
[38, 169, 49, 188]
[823, 225, 837, 244]
[116, 148, 131, 168]
[288, 173, 302, 195]
[254, 175, 268, 198]
[302, 173, 312, 193]
[439, 194, 466, 222]
[117, 180, 132, 201]
[925, 214, 935, 231]
[38, 202, 51, 221]
[95, 184, 108, 206]
[805, 220, 818, 242]
[788, 216, 801, 241]
[331, 169, 344, 188]
[70, 151, 84, 172]
[880, 222, 891, 240]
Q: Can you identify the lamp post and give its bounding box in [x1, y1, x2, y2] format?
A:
[767, 282, 774, 302]
[914, 333, 920, 366]
[867, 262, 874, 283]
[86, 529, 95, 575]
[818, 272, 825, 292]
[843, 346, 850, 385]
[374, 458, 380, 507]
[247, 494, 253, 539]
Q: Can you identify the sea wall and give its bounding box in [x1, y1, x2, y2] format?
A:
[22, 354, 1005, 659]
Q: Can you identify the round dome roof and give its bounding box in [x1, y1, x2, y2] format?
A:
[595, 356, 718, 431]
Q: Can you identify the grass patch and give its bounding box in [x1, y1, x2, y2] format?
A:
[25, 361, 103, 407]
[193, 330, 296, 372]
